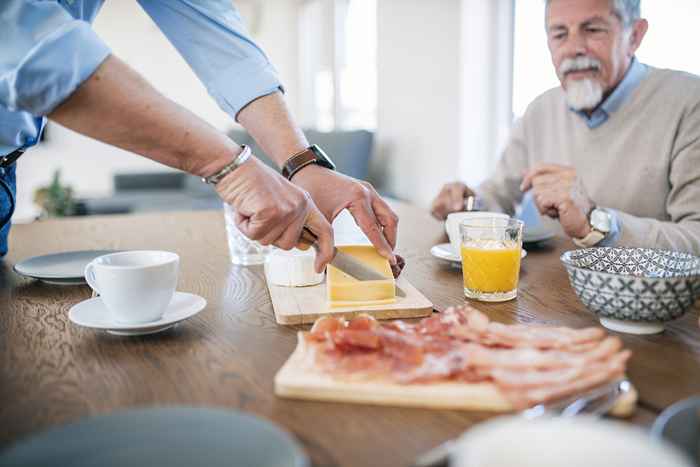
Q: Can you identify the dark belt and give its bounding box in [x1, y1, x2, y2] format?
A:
[0, 149, 23, 168]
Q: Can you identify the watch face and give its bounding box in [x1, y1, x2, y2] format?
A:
[590, 208, 612, 233]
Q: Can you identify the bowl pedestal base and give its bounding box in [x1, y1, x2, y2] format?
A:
[599, 317, 665, 335]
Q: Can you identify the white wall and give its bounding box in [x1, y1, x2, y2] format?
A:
[375, 0, 462, 207]
[14, 0, 302, 222]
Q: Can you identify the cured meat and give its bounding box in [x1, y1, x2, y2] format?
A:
[302, 305, 631, 409]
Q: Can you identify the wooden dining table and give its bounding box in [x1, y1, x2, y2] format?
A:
[2, 201, 699, 466]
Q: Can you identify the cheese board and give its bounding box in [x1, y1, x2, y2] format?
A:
[267, 275, 433, 325]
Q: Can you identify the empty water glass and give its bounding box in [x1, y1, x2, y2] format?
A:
[223, 203, 270, 265]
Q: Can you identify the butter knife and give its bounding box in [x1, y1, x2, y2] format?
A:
[299, 227, 406, 297]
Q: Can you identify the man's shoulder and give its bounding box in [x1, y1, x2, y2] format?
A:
[520, 86, 567, 122]
[643, 66, 700, 102]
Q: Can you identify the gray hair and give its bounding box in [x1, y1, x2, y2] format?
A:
[546, 0, 641, 28]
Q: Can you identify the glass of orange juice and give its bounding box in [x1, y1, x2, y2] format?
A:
[460, 217, 524, 302]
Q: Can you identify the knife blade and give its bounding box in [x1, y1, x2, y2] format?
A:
[299, 227, 406, 297]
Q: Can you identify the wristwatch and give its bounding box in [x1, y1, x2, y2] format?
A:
[573, 207, 612, 248]
[201, 145, 252, 185]
[282, 145, 336, 180]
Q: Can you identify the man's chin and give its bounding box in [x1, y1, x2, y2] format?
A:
[563, 78, 604, 111]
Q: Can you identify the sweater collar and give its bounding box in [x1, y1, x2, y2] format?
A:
[571, 57, 648, 129]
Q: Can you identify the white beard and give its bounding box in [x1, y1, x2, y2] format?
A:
[564, 78, 604, 111]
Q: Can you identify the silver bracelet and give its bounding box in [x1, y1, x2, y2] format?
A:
[201, 145, 252, 185]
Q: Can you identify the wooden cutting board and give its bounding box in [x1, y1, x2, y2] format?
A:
[275, 333, 639, 414]
[267, 276, 433, 325]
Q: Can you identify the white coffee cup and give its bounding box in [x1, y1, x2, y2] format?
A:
[452, 416, 692, 467]
[445, 212, 509, 256]
[84, 250, 179, 324]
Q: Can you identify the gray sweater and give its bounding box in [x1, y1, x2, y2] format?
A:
[478, 67, 700, 255]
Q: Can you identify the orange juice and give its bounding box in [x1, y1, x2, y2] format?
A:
[461, 243, 521, 293]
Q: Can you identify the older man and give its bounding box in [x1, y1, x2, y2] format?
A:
[431, 0, 700, 254]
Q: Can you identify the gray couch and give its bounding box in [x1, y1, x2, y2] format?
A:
[79, 129, 375, 215]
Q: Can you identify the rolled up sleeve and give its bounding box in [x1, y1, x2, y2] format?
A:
[0, 1, 111, 116]
[137, 0, 283, 120]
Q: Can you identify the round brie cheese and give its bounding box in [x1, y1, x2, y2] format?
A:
[264, 248, 324, 287]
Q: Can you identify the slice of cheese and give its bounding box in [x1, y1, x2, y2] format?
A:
[327, 245, 396, 308]
[265, 248, 324, 287]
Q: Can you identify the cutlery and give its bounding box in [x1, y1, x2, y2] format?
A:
[299, 227, 406, 297]
[412, 379, 632, 467]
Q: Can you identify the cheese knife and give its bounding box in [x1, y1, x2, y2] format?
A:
[299, 227, 406, 298]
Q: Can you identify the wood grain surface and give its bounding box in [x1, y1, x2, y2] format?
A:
[268, 275, 433, 325]
[2, 203, 698, 467]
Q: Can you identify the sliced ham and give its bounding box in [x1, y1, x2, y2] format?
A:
[303, 304, 631, 409]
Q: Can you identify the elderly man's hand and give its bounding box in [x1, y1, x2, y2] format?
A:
[430, 182, 473, 221]
[216, 156, 334, 273]
[291, 165, 398, 264]
[520, 164, 594, 239]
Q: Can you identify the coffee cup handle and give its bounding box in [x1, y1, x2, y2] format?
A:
[84, 262, 100, 296]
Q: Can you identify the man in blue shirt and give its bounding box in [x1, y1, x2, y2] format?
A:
[0, 0, 399, 272]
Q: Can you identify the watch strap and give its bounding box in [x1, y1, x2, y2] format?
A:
[201, 145, 252, 185]
[282, 145, 335, 180]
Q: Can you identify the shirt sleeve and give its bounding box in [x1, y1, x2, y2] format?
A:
[136, 0, 283, 120]
[0, 1, 111, 116]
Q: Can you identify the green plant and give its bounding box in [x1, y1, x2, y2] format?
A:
[33, 170, 76, 218]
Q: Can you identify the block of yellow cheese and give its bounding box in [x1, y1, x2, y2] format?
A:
[327, 245, 396, 308]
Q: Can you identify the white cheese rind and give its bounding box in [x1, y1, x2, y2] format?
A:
[265, 248, 324, 287]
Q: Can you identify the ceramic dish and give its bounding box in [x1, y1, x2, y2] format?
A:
[14, 250, 119, 284]
[561, 247, 700, 334]
[0, 407, 308, 467]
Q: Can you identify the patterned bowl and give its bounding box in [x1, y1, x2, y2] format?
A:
[560, 247, 700, 334]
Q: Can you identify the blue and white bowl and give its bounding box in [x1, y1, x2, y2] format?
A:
[561, 247, 700, 334]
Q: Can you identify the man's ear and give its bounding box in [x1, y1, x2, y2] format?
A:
[627, 19, 648, 57]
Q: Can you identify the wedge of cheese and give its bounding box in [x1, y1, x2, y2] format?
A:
[327, 245, 396, 308]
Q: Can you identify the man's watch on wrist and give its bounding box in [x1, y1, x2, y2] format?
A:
[201, 145, 252, 185]
[282, 145, 335, 180]
[573, 207, 612, 248]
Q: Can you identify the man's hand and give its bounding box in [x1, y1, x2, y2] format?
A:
[291, 165, 399, 264]
[430, 182, 473, 220]
[520, 164, 593, 239]
[216, 156, 334, 272]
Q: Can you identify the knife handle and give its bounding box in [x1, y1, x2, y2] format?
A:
[298, 227, 319, 250]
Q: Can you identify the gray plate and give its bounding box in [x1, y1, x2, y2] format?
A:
[651, 396, 700, 465]
[13, 250, 118, 282]
[0, 407, 309, 467]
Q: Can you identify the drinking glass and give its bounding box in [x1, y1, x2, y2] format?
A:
[223, 203, 270, 265]
[460, 217, 524, 302]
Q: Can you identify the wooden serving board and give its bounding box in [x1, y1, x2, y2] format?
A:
[274, 333, 510, 411]
[275, 333, 639, 414]
[267, 276, 433, 325]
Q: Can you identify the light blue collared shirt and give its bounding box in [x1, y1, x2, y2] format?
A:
[0, 0, 282, 156]
[573, 57, 648, 129]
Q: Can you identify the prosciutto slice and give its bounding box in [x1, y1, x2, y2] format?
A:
[303, 306, 631, 409]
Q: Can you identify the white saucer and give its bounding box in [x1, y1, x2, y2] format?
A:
[523, 227, 557, 244]
[430, 243, 527, 266]
[69, 292, 206, 336]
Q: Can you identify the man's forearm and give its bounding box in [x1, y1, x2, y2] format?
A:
[49, 54, 239, 178]
[236, 91, 308, 167]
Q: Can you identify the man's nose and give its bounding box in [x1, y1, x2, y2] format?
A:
[561, 30, 588, 58]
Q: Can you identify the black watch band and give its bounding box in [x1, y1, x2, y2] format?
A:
[282, 145, 336, 180]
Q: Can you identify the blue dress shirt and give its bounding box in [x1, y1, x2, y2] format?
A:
[0, 0, 283, 255]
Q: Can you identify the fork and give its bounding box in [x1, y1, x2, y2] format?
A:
[412, 379, 632, 467]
